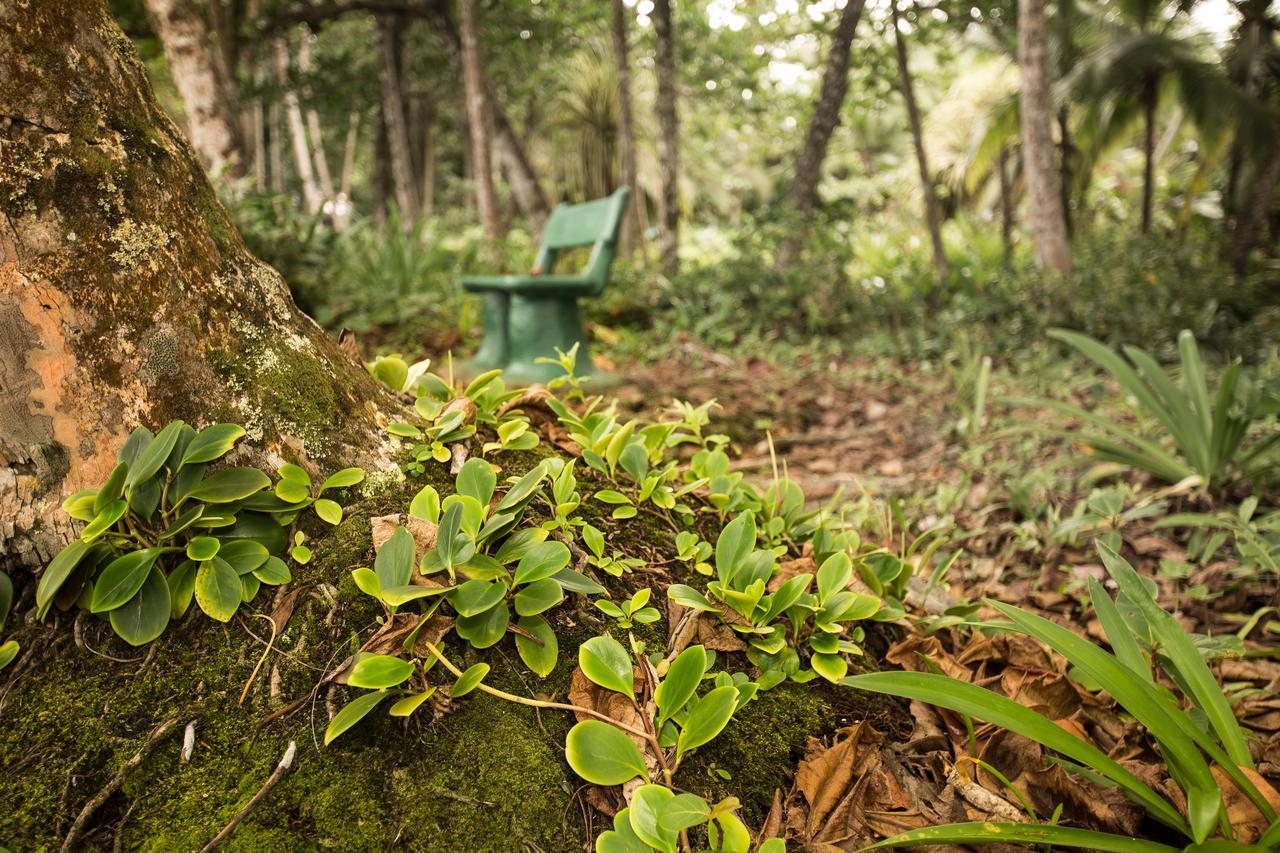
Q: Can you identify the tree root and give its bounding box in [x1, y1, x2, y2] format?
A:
[200, 740, 297, 852]
[61, 715, 182, 852]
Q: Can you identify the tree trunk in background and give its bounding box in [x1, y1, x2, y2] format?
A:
[1017, 0, 1071, 275]
[377, 15, 420, 221]
[268, 97, 284, 192]
[998, 146, 1014, 258]
[143, 0, 246, 179]
[298, 34, 336, 204]
[1140, 78, 1157, 234]
[776, 0, 867, 269]
[419, 96, 437, 217]
[274, 37, 324, 214]
[460, 0, 501, 242]
[652, 0, 680, 275]
[0, 0, 396, 570]
[611, 0, 644, 257]
[1231, 136, 1280, 270]
[422, 0, 549, 231]
[891, 1, 948, 285]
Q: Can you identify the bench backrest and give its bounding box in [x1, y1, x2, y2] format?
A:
[534, 186, 630, 293]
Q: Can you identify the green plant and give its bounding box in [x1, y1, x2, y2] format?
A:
[594, 785, 784, 853]
[0, 570, 14, 672]
[1158, 496, 1280, 577]
[1013, 329, 1280, 492]
[595, 588, 661, 630]
[846, 543, 1280, 851]
[408, 459, 603, 673]
[668, 512, 882, 684]
[41, 422, 362, 645]
[1052, 483, 1171, 552]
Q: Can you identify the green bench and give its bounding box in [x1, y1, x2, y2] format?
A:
[462, 186, 630, 384]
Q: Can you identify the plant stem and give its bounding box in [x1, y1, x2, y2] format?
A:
[419, 640, 654, 742]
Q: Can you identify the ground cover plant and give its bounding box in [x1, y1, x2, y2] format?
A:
[6, 1, 1280, 851]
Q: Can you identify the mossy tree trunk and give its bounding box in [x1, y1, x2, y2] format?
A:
[0, 0, 397, 573]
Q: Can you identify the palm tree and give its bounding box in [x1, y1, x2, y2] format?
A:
[1065, 0, 1243, 233]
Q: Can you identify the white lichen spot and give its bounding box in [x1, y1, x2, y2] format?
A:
[109, 219, 171, 271]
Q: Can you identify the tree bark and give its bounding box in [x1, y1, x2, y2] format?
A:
[1017, 0, 1071, 274]
[1230, 135, 1280, 269]
[998, 146, 1014, 258]
[376, 14, 420, 221]
[775, 0, 867, 269]
[274, 37, 324, 214]
[652, 0, 680, 275]
[610, 0, 643, 257]
[142, 0, 246, 179]
[298, 34, 336, 204]
[891, 1, 948, 285]
[1140, 77, 1157, 234]
[0, 0, 396, 570]
[459, 0, 501, 242]
[418, 96, 436, 217]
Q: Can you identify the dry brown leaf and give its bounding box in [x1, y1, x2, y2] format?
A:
[268, 586, 304, 634]
[885, 635, 971, 681]
[665, 599, 747, 653]
[371, 513, 439, 557]
[1212, 765, 1280, 844]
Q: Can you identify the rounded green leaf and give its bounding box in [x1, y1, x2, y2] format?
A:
[667, 584, 720, 613]
[94, 462, 129, 513]
[91, 548, 167, 613]
[126, 421, 185, 488]
[513, 541, 571, 586]
[448, 579, 507, 618]
[657, 793, 711, 835]
[455, 601, 510, 649]
[655, 645, 707, 724]
[676, 685, 739, 758]
[389, 690, 435, 717]
[565, 720, 648, 786]
[181, 424, 246, 465]
[596, 808, 649, 853]
[0, 640, 18, 671]
[450, 662, 490, 698]
[594, 489, 632, 505]
[319, 467, 365, 492]
[515, 615, 559, 678]
[219, 539, 270, 574]
[628, 785, 678, 853]
[62, 489, 99, 521]
[109, 566, 171, 645]
[274, 477, 311, 504]
[514, 578, 564, 617]
[184, 468, 271, 504]
[579, 635, 634, 699]
[37, 540, 91, 619]
[816, 552, 853, 602]
[194, 556, 242, 622]
[314, 498, 343, 525]
[186, 536, 220, 562]
[81, 499, 127, 543]
[715, 512, 756, 584]
[457, 458, 497, 506]
[409, 485, 440, 523]
[324, 690, 391, 746]
[811, 652, 848, 684]
[167, 560, 198, 618]
[348, 654, 415, 689]
[253, 556, 291, 585]
[351, 567, 383, 599]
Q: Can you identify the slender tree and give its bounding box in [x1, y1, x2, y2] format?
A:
[142, 0, 246, 178]
[274, 36, 324, 214]
[652, 0, 680, 274]
[376, 14, 420, 221]
[776, 0, 868, 269]
[610, 0, 644, 255]
[891, 0, 948, 284]
[459, 0, 500, 241]
[1017, 0, 1071, 274]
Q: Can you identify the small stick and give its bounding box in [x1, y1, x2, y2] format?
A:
[62, 716, 181, 851]
[201, 741, 297, 852]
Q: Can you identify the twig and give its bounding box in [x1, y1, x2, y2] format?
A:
[238, 614, 280, 705]
[61, 716, 181, 851]
[200, 741, 297, 852]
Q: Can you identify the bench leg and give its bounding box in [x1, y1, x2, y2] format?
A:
[469, 291, 510, 371]
[502, 294, 590, 384]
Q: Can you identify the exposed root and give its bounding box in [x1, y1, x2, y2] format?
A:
[200, 740, 297, 852]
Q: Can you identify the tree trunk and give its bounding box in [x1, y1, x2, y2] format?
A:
[142, 0, 246, 179]
[419, 96, 437, 218]
[998, 146, 1014, 258]
[459, 0, 501, 242]
[891, 1, 948, 285]
[652, 0, 680, 275]
[422, 0, 549, 231]
[298, 34, 336, 204]
[376, 15, 420, 222]
[775, 0, 868, 269]
[1230, 135, 1280, 269]
[1140, 77, 1157, 234]
[1058, 107, 1073, 237]
[1017, 0, 1071, 275]
[0, 0, 395, 571]
[268, 97, 284, 193]
[274, 37, 324, 214]
[610, 0, 644, 257]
